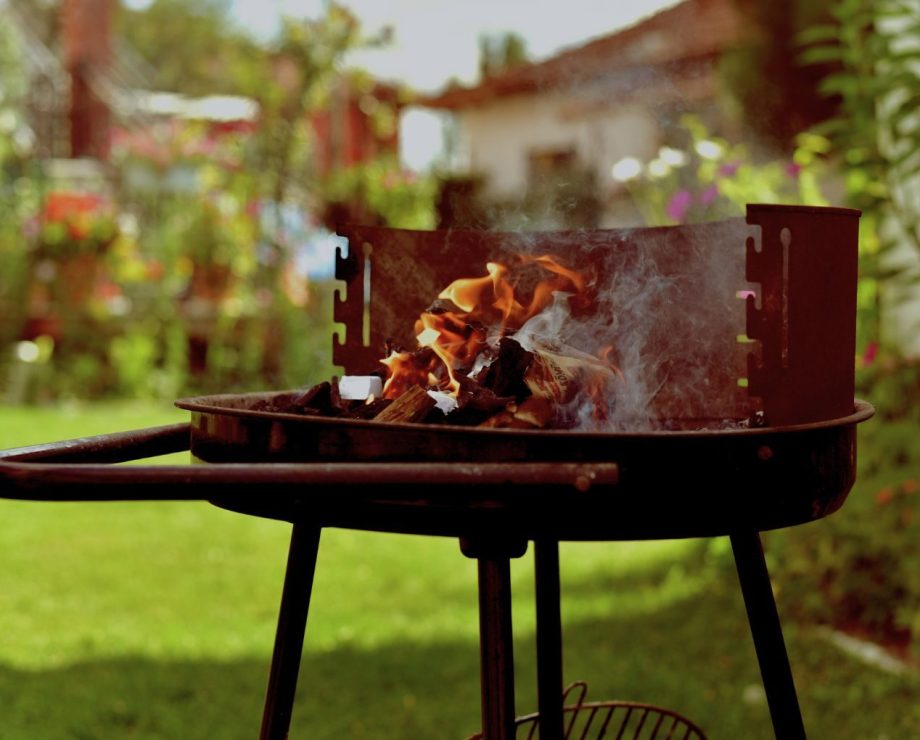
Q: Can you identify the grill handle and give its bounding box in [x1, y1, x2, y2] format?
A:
[0, 454, 619, 502]
[0, 423, 191, 463]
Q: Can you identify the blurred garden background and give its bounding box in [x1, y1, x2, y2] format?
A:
[0, 0, 918, 737]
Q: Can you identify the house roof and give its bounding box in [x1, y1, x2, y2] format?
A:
[419, 0, 742, 110]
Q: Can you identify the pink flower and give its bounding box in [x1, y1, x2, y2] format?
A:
[786, 162, 802, 179]
[665, 190, 693, 222]
[862, 340, 879, 366]
[718, 162, 740, 177]
[699, 184, 719, 206]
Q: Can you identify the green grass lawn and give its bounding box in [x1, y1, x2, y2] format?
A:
[0, 402, 917, 738]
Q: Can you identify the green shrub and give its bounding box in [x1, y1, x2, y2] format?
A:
[768, 356, 920, 651]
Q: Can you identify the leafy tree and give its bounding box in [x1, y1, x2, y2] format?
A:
[0, 17, 35, 354]
[116, 0, 263, 96]
[226, 4, 386, 381]
[7, 0, 58, 51]
[800, 0, 920, 349]
[478, 31, 530, 80]
[720, 0, 840, 149]
[236, 5, 368, 213]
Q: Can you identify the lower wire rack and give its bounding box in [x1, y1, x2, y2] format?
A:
[467, 681, 707, 740]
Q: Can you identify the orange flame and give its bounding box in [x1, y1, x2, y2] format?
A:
[381, 349, 439, 399]
[381, 254, 591, 399]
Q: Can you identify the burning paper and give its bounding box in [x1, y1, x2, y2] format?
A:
[377, 254, 622, 429]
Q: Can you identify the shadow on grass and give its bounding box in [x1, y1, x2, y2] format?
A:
[1, 573, 917, 740]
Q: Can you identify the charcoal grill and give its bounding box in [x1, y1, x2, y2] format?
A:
[0, 204, 872, 739]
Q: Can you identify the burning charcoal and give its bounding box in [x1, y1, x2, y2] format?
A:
[343, 397, 393, 419]
[480, 337, 534, 400]
[372, 385, 437, 424]
[443, 376, 516, 426]
[250, 397, 316, 415]
[339, 376, 384, 401]
[478, 396, 556, 429]
[330, 376, 349, 411]
[464, 384, 516, 415]
[289, 382, 333, 413]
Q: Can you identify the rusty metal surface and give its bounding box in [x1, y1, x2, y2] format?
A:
[0, 423, 190, 463]
[177, 390, 872, 453]
[745, 204, 861, 425]
[335, 205, 861, 426]
[173, 394, 873, 539]
[335, 220, 755, 422]
[0, 459, 619, 499]
[0, 399, 874, 539]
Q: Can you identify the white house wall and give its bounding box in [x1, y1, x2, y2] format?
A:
[456, 92, 660, 199]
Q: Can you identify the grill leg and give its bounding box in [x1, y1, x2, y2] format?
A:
[731, 531, 807, 740]
[260, 522, 321, 740]
[478, 556, 517, 740]
[461, 536, 528, 740]
[534, 538, 564, 740]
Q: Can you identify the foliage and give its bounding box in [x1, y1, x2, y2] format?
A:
[757, 0, 920, 654]
[478, 31, 530, 80]
[320, 156, 437, 230]
[238, 5, 369, 210]
[768, 355, 920, 650]
[616, 115, 905, 354]
[0, 18, 37, 376]
[618, 115, 830, 226]
[31, 191, 118, 258]
[7, 0, 57, 53]
[117, 0, 264, 97]
[798, 0, 920, 348]
[0, 1, 432, 401]
[720, 0, 840, 148]
[105, 116, 340, 398]
[619, 106, 920, 652]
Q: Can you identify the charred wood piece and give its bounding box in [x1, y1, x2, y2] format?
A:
[343, 398, 393, 419]
[481, 338, 534, 401]
[372, 385, 437, 424]
[291, 382, 332, 412]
